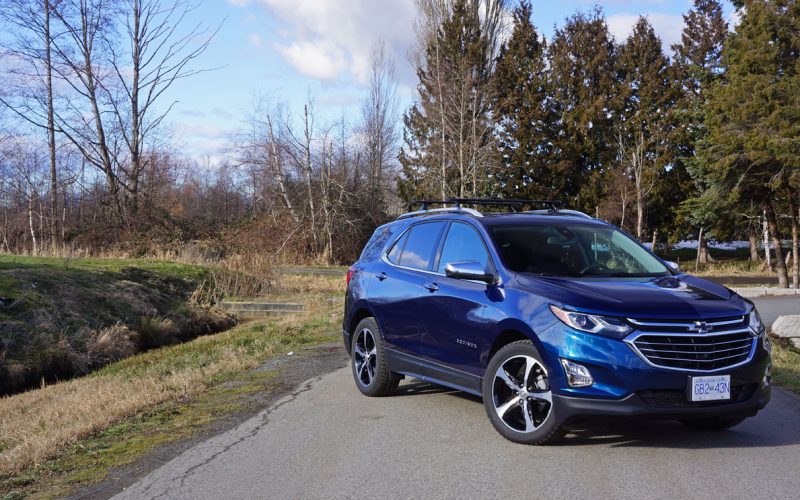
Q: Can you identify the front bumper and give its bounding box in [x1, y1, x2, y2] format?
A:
[554, 383, 770, 424]
[536, 322, 772, 421]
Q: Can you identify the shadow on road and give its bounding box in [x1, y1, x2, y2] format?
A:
[394, 379, 800, 449]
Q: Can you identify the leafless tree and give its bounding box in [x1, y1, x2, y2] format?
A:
[359, 41, 399, 202]
[0, 0, 61, 249]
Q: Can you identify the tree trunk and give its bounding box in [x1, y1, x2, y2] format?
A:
[44, 0, 58, 251]
[635, 185, 644, 239]
[764, 202, 789, 288]
[762, 210, 772, 270]
[789, 195, 799, 289]
[651, 229, 658, 254]
[695, 227, 704, 271]
[28, 193, 38, 255]
[748, 232, 760, 261]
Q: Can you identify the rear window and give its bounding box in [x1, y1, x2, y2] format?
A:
[360, 224, 398, 261]
[391, 222, 445, 270]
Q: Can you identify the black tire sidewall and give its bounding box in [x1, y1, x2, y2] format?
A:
[351, 317, 396, 397]
[482, 340, 563, 444]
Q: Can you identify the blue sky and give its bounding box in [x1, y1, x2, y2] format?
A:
[164, 0, 736, 164]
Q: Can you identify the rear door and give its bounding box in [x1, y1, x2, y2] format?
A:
[417, 221, 494, 391]
[369, 221, 446, 359]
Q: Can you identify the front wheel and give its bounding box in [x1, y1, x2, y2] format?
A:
[482, 340, 565, 445]
[350, 317, 401, 397]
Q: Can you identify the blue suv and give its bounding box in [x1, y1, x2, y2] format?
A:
[342, 199, 771, 444]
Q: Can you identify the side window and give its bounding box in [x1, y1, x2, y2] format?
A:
[437, 222, 490, 273]
[386, 232, 408, 264]
[396, 222, 445, 270]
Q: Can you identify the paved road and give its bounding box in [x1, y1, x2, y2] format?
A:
[117, 364, 800, 500]
[751, 295, 800, 327]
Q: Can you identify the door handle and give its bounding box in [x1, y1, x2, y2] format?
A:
[424, 282, 439, 292]
[376, 272, 388, 281]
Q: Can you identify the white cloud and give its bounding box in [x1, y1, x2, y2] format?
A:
[248, 33, 263, 47]
[607, 12, 684, 53]
[250, 0, 417, 84]
[227, 0, 251, 6]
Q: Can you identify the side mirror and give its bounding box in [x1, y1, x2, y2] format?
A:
[444, 260, 497, 284]
[665, 261, 680, 272]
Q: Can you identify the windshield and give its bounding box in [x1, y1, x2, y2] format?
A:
[490, 223, 669, 277]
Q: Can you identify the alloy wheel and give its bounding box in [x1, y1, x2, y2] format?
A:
[491, 355, 552, 433]
[354, 328, 377, 387]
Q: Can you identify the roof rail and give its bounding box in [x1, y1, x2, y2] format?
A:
[525, 209, 593, 219]
[448, 198, 563, 212]
[398, 198, 573, 221]
[397, 206, 482, 220]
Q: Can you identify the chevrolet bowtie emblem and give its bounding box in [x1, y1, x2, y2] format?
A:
[689, 321, 710, 333]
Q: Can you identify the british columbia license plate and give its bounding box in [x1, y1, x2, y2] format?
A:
[689, 375, 731, 402]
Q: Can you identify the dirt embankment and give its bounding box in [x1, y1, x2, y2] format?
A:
[0, 256, 235, 395]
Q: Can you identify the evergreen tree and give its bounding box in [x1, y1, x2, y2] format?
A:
[547, 7, 619, 213]
[697, 0, 800, 287]
[615, 17, 675, 240]
[398, 0, 506, 202]
[493, 1, 555, 199]
[672, 0, 728, 263]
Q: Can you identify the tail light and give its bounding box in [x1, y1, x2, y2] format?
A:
[346, 266, 356, 286]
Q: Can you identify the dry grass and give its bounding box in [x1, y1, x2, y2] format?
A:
[0, 273, 343, 478]
[770, 336, 800, 394]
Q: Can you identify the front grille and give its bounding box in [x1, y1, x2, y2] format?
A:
[639, 383, 758, 408]
[626, 316, 756, 371]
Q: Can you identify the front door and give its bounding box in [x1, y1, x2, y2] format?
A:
[418, 221, 494, 392]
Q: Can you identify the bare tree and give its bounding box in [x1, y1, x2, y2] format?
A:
[0, 0, 60, 249]
[616, 128, 660, 239]
[359, 41, 399, 201]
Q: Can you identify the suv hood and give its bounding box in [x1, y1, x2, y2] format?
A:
[515, 273, 750, 320]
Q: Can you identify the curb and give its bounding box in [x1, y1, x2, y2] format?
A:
[731, 287, 800, 298]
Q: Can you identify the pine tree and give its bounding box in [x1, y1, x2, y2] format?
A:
[672, 0, 728, 264]
[493, 1, 555, 199]
[547, 7, 619, 212]
[697, 0, 800, 287]
[615, 17, 675, 239]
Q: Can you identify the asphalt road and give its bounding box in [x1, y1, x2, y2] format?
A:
[112, 296, 800, 500]
[116, 362, 800, 500]
[751, 295, 800, 327]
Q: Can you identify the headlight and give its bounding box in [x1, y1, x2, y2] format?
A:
[550, 305, 632, 339]
[749, 308, 771, 352]
[749, 309, 765, 333]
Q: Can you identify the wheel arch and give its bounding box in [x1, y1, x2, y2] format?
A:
[483, 318, 545, 369]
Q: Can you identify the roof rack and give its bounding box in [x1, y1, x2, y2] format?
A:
[397, 198, 588, 221]
[448, 198, 563, 212]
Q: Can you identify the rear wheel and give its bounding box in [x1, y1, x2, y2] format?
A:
[679, 417, 746, 431]
[351, 317, 401, 397]
[482, 340, 565, 445]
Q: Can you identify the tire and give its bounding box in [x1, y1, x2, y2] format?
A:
[351, 317, 401, 397]
[679, 417, 746, 431]
[482, 340, 565, 445]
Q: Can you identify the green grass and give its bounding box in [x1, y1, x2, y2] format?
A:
[0, 254, 208, 281]
[0, 302, 341, 499]
[0, 254, 236, 396]
[771, 337, 800, 394]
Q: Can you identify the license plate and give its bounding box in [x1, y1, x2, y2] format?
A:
[690, 375, 731, 402]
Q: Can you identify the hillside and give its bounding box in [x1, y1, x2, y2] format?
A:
[0, 256, 234, 395]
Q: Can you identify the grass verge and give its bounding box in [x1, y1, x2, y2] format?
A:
[770, 336, 800, 394]
[0, 272, 344, 499]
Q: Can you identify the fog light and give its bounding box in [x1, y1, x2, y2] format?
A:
[561, 359, 594, 387]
